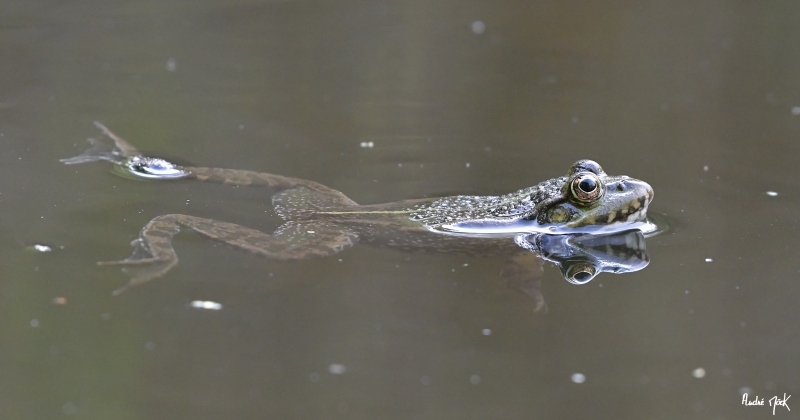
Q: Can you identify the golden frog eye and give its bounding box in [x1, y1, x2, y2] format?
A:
[570, 173, 603, 203]
[566, 263, 597, 284]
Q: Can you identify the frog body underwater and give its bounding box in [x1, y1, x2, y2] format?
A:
[63, 123, 654, 302]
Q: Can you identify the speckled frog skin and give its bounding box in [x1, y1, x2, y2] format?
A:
[63, 123, 654, 303]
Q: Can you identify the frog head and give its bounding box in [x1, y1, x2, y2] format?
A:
[428, 159, 654, 236]
[534, 160, 654, 232]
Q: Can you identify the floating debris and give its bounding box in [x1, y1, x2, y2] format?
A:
[52, 297, 68, 305]
[705, 258, 713, 262]
[692, 367, 706, 378]
[166, 57, 177, 72]
[31, 244, 52, 252]
[571, 373, 586, 384]
[471, 20, 486, 34]
[359, 141, 374, 148]
[328, 364, 347, 374]
[189, 300, 223, 310]
[482, 328, 492, 336]
[792, 106, 800, 116]
[766, 191, 778, 197]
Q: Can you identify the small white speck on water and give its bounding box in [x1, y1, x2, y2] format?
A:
[703, 165, 709, 171]
[792, 106, 800, 115]
[572, 116, 579, 124]
[766, 191, 778, 196]
[470, 375, 481, 384]
[471, 20, 486, 34]
[306, 230, 315, 234]
[571, 373, 586, 384]
[166, 57, 177, 72]
[735, 286, 739, 290]
[33, 245, 52, 252]
[685, 290, 689, 295]
[30, 319, 40, 328]
[62, 402, 77, 415]
[359, 141, 374, 148]
[462, 263, 468, 267]
[465, 162, 470, 168]
[328, 364, 347, 374]
[692, 368, 706, 378]
[239, 124, 245, 130]
[190, 300, 222, 310]
[482, 328, 492, 336]
[705, 258, 713, 262]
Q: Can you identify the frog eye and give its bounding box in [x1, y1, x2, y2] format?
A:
[565, 263, 597, 284]
[570, 173, 603, 203]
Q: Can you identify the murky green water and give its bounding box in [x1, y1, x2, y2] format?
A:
[2, 1, 799, 419]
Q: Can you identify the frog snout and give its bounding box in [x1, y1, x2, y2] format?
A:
[617, 178, 654, 204]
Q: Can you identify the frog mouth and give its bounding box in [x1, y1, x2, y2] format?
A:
[604, 196, 650, 224]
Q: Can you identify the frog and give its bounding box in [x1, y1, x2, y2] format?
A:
[62, 122, 655, 306]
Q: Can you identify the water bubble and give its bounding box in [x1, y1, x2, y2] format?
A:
[571, 373, 586, 384]
[62, 402, 77, 415]
[692, 367, 706, 378]
[471, 20, 486, 34]
[328, 364, 347, 374]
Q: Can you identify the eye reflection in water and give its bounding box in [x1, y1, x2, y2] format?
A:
[517, 229, 650, 285]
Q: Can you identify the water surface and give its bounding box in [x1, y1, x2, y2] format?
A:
[1, 1, 799, 419]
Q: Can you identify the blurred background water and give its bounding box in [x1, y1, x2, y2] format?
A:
[1, 1, 799, 418]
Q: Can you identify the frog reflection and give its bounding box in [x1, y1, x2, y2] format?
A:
[62, 123, 656, 307]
